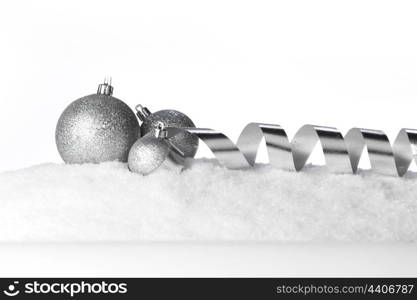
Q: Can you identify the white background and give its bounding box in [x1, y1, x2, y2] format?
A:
[2, 243, 417, 277]
[1, 0, 417, 172]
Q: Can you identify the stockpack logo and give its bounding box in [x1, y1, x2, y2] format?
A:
[3, 281, 20, 297]
[2, 280, 128, 298]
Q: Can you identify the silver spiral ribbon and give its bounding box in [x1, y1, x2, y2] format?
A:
[166, 124, 417, 177]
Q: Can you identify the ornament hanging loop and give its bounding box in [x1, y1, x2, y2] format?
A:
[135, 104, 151, 122]
[154, 122, 168, 139]
[97, 76, 114, 96]
[153, 122, 185, 156]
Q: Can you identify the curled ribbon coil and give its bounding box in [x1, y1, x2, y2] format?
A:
[166, 124, 417, 177]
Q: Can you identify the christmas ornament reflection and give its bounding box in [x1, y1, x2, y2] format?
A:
[56, 78, 140, 164]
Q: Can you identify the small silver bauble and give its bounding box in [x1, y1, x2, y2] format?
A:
[56, 78, 140, 164]
[128, 122, 171, 175]
[135, 104, 198, 163]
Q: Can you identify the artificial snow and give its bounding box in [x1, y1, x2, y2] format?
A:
[0, 161, 416, 242]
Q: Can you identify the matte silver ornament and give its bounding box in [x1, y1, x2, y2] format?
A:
[56, 78, 140, 164]
[136, 104, 198, 163]
[128, 122, 173, 175]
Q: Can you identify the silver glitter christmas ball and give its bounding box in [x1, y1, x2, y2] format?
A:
[128, 131, 170, 175]
[56, 80, 140, 164]
[136, 105, 199, 163]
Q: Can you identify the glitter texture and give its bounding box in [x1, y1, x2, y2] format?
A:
[140, 110, 199, 162]
[56, 94, 140, 164]
[128, 133, 170, 175]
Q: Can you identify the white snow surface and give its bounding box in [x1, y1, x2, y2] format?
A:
[0, 161, 417, 242]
